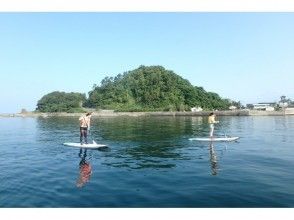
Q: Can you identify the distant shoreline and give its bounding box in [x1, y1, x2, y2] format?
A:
[1, 109, 293, 118]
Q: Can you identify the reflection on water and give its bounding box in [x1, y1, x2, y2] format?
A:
[104, 142, 179, 169]
[76, 149, 92, 188]
[94, 117, 193, 170]
[274, 116, 293, 143]
[190, 117, 207, 135]
[209, 142, 218, 175]
[96, 116, 192, 141]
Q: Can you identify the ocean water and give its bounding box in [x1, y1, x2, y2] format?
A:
[0, 115, 294, 207]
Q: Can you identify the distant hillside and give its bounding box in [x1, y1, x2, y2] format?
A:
[86, 65, 231, 111]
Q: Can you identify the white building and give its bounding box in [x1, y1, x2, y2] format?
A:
[229, 105, 237, 110]
[191, 106, 203, 112]
[253, 103, 275, 111]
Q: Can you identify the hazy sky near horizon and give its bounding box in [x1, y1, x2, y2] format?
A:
[1, 13, 294, 113]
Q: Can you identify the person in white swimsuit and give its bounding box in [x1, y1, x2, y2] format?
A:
[208, 112, 219, 137]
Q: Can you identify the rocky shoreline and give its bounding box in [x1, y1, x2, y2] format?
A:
[1, 109, 293, 118]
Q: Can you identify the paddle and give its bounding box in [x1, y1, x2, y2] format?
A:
[87, 127, 94, 144]
[218, 123, 228, 138]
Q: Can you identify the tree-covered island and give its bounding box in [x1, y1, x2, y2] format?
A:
[36, 65, 234, 113]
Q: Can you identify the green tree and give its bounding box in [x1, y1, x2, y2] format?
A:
[230, 100, 243, 109]
[36, 91, 86, 112]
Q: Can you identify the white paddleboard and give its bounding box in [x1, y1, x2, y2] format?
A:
[63, 140, 107, 149]
[189, 137, 239, 142]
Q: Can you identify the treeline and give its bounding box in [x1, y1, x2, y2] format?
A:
[36, 65, 233, 112]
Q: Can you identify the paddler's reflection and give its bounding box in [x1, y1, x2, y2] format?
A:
[209, 142, 218, 175]
[76, 149, 92, 188]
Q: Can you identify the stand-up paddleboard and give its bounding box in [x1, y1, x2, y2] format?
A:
[189, 137, 239, 142]
[63, 140, 107, 149]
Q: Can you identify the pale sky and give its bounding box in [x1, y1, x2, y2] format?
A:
[1, 12, 293, 113]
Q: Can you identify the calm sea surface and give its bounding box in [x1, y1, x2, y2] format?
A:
[1, 116, 294, 207]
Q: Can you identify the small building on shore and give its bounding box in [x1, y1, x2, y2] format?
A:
[191, 107, 203, 112]
[229, 105, 237, 110]
[252, 103, 275, 111]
